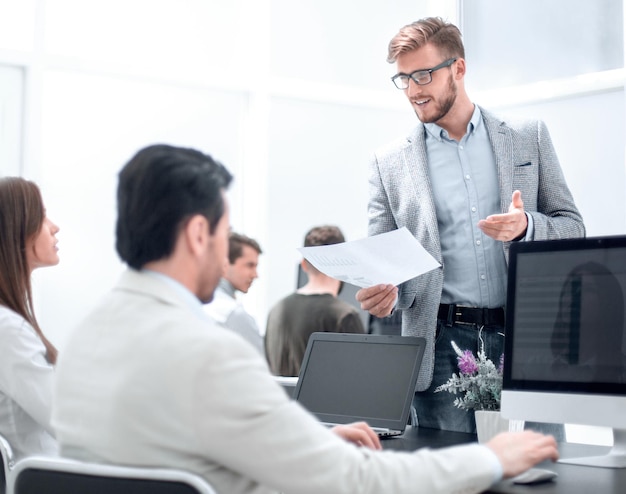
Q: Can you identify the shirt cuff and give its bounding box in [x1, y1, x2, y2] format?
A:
[521, 212, 534, 241]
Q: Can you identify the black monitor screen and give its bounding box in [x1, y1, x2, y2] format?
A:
[505, 236, 626, 393]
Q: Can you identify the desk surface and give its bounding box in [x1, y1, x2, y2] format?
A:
[382, 426, 625, 493]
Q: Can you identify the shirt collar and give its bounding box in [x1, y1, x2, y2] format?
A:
[141, 268, 206, 316]
[424, 104, 482, 142]
[217, 278, 236, 298]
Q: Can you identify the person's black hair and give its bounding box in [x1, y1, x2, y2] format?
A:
[116, 144, 233, 269]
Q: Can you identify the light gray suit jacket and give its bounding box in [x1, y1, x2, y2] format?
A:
[52, 269, 501, 494]
[368, 108, 585, 390]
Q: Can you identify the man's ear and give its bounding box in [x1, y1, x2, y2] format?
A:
[300, 258, 310, 273]
[453, 57, 466, 80]
[184, 214, 209, 258]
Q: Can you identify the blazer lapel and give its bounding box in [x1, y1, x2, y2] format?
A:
[481, 108, 513, 213]
[402, 125, 442, 262]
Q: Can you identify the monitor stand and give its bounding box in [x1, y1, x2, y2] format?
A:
[559, 429, 626, 468]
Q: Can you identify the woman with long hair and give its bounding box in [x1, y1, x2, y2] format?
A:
[0, 177, 59, 458]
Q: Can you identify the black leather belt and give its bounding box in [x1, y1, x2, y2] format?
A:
[438, 303, 505, 327]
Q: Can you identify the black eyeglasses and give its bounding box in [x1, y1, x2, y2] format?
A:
[391, 58, 457, 89]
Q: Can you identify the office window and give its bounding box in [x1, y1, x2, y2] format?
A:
[0, 65, 23, 176]
[462, 0, 623, 91]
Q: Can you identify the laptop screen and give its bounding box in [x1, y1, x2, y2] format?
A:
[293, 333, 425, 431]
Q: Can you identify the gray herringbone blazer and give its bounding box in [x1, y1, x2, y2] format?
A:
[368, 107, 585, 390]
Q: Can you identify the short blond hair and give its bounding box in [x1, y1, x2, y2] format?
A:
[387, 17, 465, 63]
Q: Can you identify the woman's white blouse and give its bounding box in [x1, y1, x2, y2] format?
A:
[0, 306, 57, 458]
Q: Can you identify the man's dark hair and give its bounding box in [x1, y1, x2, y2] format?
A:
[303, 225, 345, 247]
[228, 232, 262, 264]
[116, 144, 233, 269]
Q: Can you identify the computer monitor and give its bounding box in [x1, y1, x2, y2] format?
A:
[501, 235, 626, 468]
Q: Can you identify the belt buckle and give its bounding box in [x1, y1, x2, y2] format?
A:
[455, 305, 475, 326]
[455, 309, 465, 325]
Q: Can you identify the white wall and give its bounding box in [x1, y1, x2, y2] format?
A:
[0, 65, 23, 176]
[0, 0, 624, 354]
[484, 88, 626, 238]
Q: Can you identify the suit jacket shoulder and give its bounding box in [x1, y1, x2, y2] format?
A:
[373, 125, 423, 162]
[480, 106, 548, 142]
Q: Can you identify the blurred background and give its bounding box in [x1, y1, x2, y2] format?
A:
[0, 0, 623, 372]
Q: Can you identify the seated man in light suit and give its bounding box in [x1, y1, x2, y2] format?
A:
[52, 143, 558, 494]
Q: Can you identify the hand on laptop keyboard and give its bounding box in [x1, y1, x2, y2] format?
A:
[331, 422, 382, 450]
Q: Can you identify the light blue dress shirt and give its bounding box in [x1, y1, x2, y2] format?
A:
[424, 105, 508, 308]
[142, 269, 208, 321]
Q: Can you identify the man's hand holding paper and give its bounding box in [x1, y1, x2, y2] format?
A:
[297, 227, 440, 317]
[356, 284, 398, 318]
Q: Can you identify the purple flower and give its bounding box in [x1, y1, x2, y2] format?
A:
[457, 350, 478, 374]
[436, 341, 503, 411]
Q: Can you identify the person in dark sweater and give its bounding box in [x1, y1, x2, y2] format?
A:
[265, 225, 365, 376]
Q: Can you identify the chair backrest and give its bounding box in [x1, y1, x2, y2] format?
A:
[8, 456, 218, 494]
[273, 375, 298, 398]
[0, 434, 15, 494]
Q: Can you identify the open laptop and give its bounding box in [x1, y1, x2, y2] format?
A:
[293, 332, 426, 437]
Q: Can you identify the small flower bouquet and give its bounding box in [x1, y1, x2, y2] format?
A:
[435, 341, 504, 411]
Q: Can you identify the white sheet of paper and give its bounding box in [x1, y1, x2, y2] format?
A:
[297, 227, 440, 288]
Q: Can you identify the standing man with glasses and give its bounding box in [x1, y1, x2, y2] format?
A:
[357, 17, 585, 434]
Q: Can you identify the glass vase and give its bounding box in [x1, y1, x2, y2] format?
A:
[474, 410, 525, 443]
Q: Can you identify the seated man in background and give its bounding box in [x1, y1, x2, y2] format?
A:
[264, 225, 366, 376]
[204, 231, 264, 354]
[52, 143, 558, 494]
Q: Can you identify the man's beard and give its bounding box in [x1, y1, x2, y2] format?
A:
[414, 74, 457, 124]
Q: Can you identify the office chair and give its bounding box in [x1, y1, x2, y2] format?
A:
[8, 456, 218, 494]
[0, 434, 15, 494]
